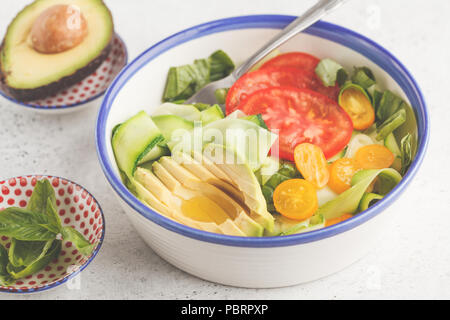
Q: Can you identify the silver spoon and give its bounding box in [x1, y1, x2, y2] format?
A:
[186, 0, 346, 106]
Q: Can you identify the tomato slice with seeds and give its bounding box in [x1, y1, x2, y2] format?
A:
[234, 87, 354, 161]
[260, 52, 320, 73]
[226, 67, 339, 112]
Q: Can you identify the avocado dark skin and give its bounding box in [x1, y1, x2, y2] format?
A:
[0, 41, 112, 102]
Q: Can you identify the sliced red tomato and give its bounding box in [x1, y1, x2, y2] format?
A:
[260, 52, 320, 73]
[234, 87, 353, 161]
[226, 67, 339, 112]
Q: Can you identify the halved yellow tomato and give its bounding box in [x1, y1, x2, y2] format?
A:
[339, 85, 375, 131]
[355, 144, 395, 170]
[294, 143, 330, 189]
[328, 158, 360, 194]
[273, 179, 318, 221]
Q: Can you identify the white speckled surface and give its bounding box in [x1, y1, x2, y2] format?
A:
[0, 0, 448, 300]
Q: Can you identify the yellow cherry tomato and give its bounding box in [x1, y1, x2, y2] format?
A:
[339, 87, 375, 131]
[294, 143, 330, 189]
[273, 179, 318, 221]
[355, 144, 395, 170]
[328, 158, 361, 194]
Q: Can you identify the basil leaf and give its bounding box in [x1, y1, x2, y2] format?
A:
[401, 133, 413, 175]
[209, 50, 235, 81]
[7, 240, 61, 280]
[265, 173, 291, 191]
[25, 179, 62, 233]
[261, 185, 274, 206]
[376, 90, 404, 123]
[336, 69, 349, 87]
[61, 227, 95, 256]
[44, 198, 62, 234]
[376, 108, 407, 141]
[162, 50, 234, 102]
[27, 179, 56, 221]
[0, 207, 56, 241]
[8, 239, 54, 268]
[371, 90, 383, 112]
[192, 59, 210, 90]
[0, 244, 11, 285]
[352, 67, 376, 89]
[277, 161, 299, 179]
[162, 65, 197, 102]
[315, 58, 348, 87]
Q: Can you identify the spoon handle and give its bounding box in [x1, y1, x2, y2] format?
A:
[233, 0, 347, 79]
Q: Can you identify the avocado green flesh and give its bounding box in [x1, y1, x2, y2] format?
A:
[0, 0, 114, 91]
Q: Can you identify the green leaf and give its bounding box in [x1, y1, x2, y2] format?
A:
[352, 67, 376, 89]
[277, 161, 299, 179]
[8, 239, 54, 268]
[61, 227, 95, 256]
[371, 90, 383, 111]
[25, 179, 62, 233]
[44, 198, 62, 234]
[27, 179, 56, 221]
[209, 50, 235, 81]
[264, 173, 291, 191]
[0, 207, 56, 241]
[376, 90, 404, 123]
[401, 133, 413, 175]
[0, 244, 12, 285]
[192, 59, 210, 90]
[162, 50, 235, 102]
[7, 240, 61, 280]
[318, 168, 402, 220]
[162, 65, 197, 102]
[315, 58, 348, 87]
[376, 108, 407, 141]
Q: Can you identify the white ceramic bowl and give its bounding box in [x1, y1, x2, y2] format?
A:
[96, 16, 429, 288]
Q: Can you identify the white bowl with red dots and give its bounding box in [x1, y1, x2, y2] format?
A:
[0, 34, 127, 114]
[0, 175, 105, 294]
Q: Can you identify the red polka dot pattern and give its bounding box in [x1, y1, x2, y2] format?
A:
[0, 175, 104, 293]
[0, 35, 126, 109]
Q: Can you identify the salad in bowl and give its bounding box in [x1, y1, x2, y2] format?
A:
[97, 16, 428, 287]
[110, 49, 415, 238]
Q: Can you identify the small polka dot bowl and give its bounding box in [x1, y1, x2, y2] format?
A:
[0, 34, 127, 115]
[0, 175, 105, 294]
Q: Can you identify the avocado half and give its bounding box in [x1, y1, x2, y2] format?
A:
[0, 0, 114, 102]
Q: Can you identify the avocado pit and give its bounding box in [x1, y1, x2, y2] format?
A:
[30, 4, 88, 54]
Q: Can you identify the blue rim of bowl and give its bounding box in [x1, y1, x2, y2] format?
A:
[0, 174, 106, 294]
[0, 33, 128, 111]
[96, 15, 429, 248]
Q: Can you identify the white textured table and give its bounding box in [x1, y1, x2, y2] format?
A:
[0, 0, 448, 300]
